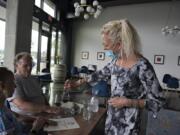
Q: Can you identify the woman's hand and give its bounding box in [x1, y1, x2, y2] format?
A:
[108, 97, 130, 109]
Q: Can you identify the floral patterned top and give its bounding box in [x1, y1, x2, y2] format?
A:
[0, 103, 28, 135]
[87, 57, 164, 135]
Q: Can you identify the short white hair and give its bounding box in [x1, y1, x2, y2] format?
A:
[14, 52, 32, 66]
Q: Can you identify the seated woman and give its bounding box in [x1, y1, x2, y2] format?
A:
[0, 67, 47, 135]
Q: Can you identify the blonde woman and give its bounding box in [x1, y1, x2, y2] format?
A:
[64, 19, 164, 135]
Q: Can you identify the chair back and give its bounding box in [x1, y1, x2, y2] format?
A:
[92, 80, 110, 97]
[162, 74, 179, 89]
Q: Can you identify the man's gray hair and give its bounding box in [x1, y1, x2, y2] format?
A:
[14, 52, 32, 65]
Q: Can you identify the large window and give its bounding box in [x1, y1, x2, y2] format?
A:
[35, 0, 55, 18]
[57, 32, 62, 61]
[50, 30, 56, 72]
[0, 20, 6, 66]
[40, 35, 48, 72]
[31, 20, 62, 74]
[31, 20, 50, 74]
[32, 0, 61, 73]
[31, 21, 39, 74]
[50, 30, 62, 73]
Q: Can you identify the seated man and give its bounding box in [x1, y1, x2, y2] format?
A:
[8, 52, 59, 115]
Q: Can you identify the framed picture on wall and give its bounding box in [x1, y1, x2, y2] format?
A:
[178, 56, 180, 66]
[97, 52, 105, 60]
[154, 55, 165, 64]
[81, 51, 89, 59]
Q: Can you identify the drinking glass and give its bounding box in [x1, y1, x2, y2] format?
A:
[54, 92, 62, 107]
[61, 89, 70, 103]
[82, 100, 92, 120]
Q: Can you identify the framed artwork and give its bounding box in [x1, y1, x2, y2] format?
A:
[81, 51, 89, 59]
[97, 52, 105, 60]
[154, 55, 165, 64]
[178, 56, 180, 66]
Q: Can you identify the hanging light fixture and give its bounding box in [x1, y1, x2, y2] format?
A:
[74, 0, 103, 20]
[162, 26, 180, 36]
[161, 0, 180, 36]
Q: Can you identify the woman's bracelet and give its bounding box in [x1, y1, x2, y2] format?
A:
[130, 99, 146, 108]
[131, 99, 139, 108]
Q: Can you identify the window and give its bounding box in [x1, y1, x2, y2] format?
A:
[31, 21, 39, 74]
[42, 22, 50, 32]
[31, 20, 50, 73]
[31, 11, 61, 74]
[43, 0, 55, 17]
[31, 20, 54, 74]
[35, 0, 55, 18]
[40, 35, 48, 72]
[35, 0, 41, 8]
[0, 19, 6, 66]
[57, 32, 62, 59]
[50, 31, 61, 73]
[50, 30, 56, 72]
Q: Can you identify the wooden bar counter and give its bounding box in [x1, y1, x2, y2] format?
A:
[49, 108, 106, 135]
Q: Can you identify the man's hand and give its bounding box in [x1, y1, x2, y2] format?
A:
[44, 106, 61, 114]
[31, 117, 47, 133]
[30, 117, 57, 134]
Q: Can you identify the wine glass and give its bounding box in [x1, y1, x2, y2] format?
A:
[54, 92, 62, 107]
[61, 89, 70, 103]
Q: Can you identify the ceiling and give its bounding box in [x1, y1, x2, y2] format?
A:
[1, 0, 179, 18]
[54, 0, 179, 14]
[68, 0, 180, 6]
[1, 0, 179, 10]
[98, 0, 173, 7]
[1, 0, 179, 12]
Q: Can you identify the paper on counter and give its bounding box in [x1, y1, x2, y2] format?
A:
[44, 117, 80, 131]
